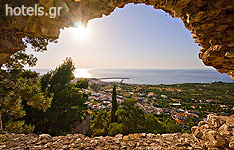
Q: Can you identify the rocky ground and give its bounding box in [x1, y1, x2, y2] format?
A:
[1, 114, 234, 150]
[192, 114, 234, 149]
[0, 132, 202, 150]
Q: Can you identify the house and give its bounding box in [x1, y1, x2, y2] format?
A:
[170, 98, 181, 102]
[103, 101, 110, 105]
[136, 97, 145, 103]
[155, 108, 163, 115]
[148, 92, 154, 97]
[172, 103, 181, 107]
[175, 113, 185, 121]
[161, 95, 168, 99]
[220, 105, 228, 108]
[117, 95, 123, 99]
[117, 98, 123, 103]
[176, 119, 185, 125]
[91, 92, 100, 97]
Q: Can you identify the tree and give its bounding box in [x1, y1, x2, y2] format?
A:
[143, 113, 162, 133]
[111, 85, 118, 123]
[24, 58, 88, 135]
[0, 50, 53, 133]
[115, 99, 145, 134]
[0, 36, 59, 133]
[75, 78, 89, 89]
[91, 98, 165, 136]
[161, 117, 181, 133]
[90, 110, 110, 137]
[108, 122, 125, 136]
[185, 116, 198, 132]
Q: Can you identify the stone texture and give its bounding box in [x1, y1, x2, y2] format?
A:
[225, 49, 234, 58]
[192, 114, 234, 149]
[2, 115, 234, 149]
[0, 132, 203, 150]
[229, 136, 234, 148]
[0, 0, 234, 79]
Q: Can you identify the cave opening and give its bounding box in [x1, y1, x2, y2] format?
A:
[1, 0, 234, 80]
[23, 4, 232, 83]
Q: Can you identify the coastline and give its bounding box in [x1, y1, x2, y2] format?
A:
[31, 69, 233, 85]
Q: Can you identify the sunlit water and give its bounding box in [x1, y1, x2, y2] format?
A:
[31, 69, 233, 85]
[74, 69, 92, 78]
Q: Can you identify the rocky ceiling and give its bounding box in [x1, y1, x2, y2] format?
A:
[0, 0, 234, 79]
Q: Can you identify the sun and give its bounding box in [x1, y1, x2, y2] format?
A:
[73, 26, 88, 39]
[71, 22, 89, 39]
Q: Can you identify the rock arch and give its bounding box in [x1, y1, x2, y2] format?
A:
[0, 0, 234, 79]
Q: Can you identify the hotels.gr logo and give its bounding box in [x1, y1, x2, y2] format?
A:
[5, 4, 63, 19]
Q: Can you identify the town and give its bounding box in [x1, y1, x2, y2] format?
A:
[84, 78, 234, 130]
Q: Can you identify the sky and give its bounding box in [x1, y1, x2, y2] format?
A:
[26, 4, 211, 70]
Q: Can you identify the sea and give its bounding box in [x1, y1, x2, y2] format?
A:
[31, 69, 234, 85]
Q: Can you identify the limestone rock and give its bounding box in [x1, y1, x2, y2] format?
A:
[193, 115, 234, 149]
[219, 124, 231, 136]
[122, 135, 128, 141]
[228, 43, 234, 48]
[229, 136, 234, 148]
[225, 49, 234, 58]
[115, 134, 123, 140]
[207, 130, 226, 147]
[0, 132, 203, 150]
[198, 121, 207, 127]
[39, 134, 51, 140]
[207, 114, 224, 128]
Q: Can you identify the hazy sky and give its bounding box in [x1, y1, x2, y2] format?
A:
[26, 4, 210, 69]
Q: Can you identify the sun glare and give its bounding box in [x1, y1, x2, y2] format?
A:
[74, 69, 92, 78]
[71, 22, 89, 39]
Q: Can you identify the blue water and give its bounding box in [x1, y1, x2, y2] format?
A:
[32, 69, 234, 85]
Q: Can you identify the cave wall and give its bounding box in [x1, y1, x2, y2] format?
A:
[0, 0, 234, 79]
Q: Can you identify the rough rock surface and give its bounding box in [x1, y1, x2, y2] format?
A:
[192, 114, 234, 149]
[1, 0, 234, 79]
[0, 132, 202, 150]
[2, 115, 234, 150]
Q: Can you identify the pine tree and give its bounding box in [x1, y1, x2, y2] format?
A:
[111, 85, 118, 123]
[0, 50, 52, 133]
[0, 37, 58, 133]
[24, 58, 88, 135]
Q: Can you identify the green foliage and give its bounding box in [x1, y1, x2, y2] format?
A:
[75, 78, 89, 89]
[0, 50, 53, 133]
[3, 50, 37, 70]
[161, 117, 181, 133]
[108, 123, 125, 136]
[4, 120, 34, 134]
[25, 58, 88, 136]
[24, 36, 58, 52]
[111, 85, 118, 123]
[0, 36, 61, 134]
[116, 99, 145, 134]
[91, 98, 171, 136]
[90, 83, 101, 92]
[185, 116, 197, 132]
[90, 110, 110, 137]
[49, 58, 75, 92]
[143, 113, 161, 133]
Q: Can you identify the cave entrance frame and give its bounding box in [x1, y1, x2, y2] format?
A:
[0, 0, 234, 79]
